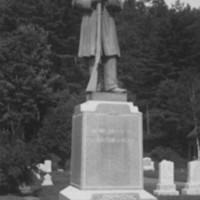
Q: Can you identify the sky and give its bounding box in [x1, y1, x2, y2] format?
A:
[164, 0, 200, 8]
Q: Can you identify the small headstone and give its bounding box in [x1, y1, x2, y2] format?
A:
[182, 160, 200, 195]
[44, 160, 52, 173]
[19, 184, 32, 195]
[143, 157, 155, 171]
[37, 160, 52, 173]
[42, 174, 53, 186]
[154, 160, 179, 196]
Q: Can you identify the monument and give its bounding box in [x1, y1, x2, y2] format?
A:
[60, 0, 156, 199]
[60, 94, 156, 200]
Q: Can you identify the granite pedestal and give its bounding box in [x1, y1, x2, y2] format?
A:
[60, 93, 156, 200]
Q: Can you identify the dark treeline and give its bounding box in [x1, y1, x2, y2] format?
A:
[117, 0, 200, 158]
[0, 0, 200, 191]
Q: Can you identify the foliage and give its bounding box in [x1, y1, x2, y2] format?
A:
[36, 92, 85, 166]
[150, 146, 187, 168]
[0, 129, 41, 192]
[0, 22, 57, 191]
[0, 24, 55, 141]
[117, 0, 200, 156]
[0, 169, 7, 195]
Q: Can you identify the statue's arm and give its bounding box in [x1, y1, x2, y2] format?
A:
[72, 0, 93, 10]
[105, 0, 124, 12]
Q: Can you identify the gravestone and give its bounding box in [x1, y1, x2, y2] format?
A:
[154, 160, 179, 196]
[44, 160, 52, 173]
[143, 157, 155, 171]
[60, 94, 156, 200]
[182, 160, 200, 195]
[42, 174, 53, 186]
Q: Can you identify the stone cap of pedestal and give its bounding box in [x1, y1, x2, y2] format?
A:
[74, 101, 139, 115]
[86, 92, 127, 102]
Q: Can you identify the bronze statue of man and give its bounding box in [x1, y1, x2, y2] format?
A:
[72, 0, 126, 93]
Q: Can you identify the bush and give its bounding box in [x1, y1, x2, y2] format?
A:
[143, 169, 158, 179]
[150, 146, 187, 168]
[0, 131, 40, 193]
[64, 159, 71, 171]
[50, 153, 61, 171]
[37, 92, 85, 166]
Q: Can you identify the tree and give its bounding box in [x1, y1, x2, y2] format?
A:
[36, 91, 85, 166]
[0, 24, 56, 141]
[179, 69, 200, 159]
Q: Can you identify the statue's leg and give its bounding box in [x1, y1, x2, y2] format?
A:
[103, 56, 126, 93]
[103, 56, 118, 91]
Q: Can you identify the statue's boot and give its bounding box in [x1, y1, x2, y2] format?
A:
[107, 87, 127, 93]
[104, 56, 126, 93]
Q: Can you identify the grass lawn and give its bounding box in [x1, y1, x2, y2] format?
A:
[0, 170, 200, 200]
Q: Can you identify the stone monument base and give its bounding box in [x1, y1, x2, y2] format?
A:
[60, 186, 156, 200]
[60, 99, 156, 200]
[154, 184, 179, 196]
[86, 92, 128, 102]
[182, 183, 200, 195]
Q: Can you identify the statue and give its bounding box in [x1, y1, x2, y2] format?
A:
[72, 0, 126, 93]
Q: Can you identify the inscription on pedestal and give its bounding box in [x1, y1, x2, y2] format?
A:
[84, 113, 142, 189]
[90, 128, 136, 143]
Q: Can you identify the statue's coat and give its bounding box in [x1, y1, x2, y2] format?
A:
[72, 0, 124, 57]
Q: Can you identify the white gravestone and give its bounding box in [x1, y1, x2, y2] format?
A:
[143, 157, 155, 171]
[37, 160, 52, 173]
[42, 173, 53, 186]
[44, 160, 52, 173]
[37, 160, 53, 186]
[154, 160, 179, 196]
[182, 160, 200, 195]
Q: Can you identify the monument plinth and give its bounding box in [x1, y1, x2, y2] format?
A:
[60, 95, 156, 200]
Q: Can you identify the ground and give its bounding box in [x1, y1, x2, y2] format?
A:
[0, 170, 200, 200]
